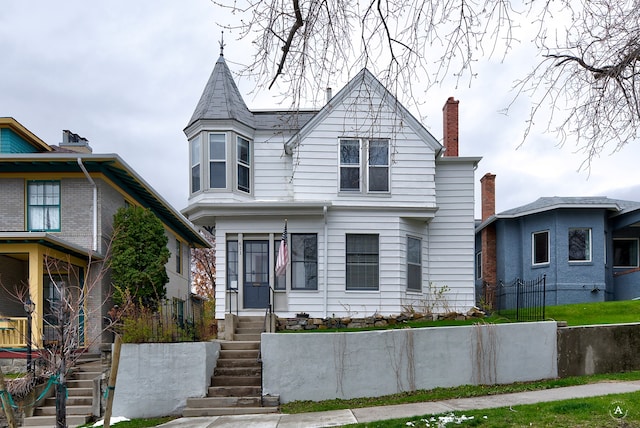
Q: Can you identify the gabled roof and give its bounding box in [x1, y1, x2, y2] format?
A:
[0, 117, 52, 152]
[0, 153, 209, 248]
[284, 68, 442, 154]
[186, 55, 254, 129]
[476, 196, 640, 232]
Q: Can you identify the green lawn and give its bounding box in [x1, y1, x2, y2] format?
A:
[281, 371, 640, 414]
[342, 391, 640, 427]
[541, 299, 640, 326]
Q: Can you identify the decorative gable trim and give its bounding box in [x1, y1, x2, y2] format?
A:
[284, 69, 442, 155]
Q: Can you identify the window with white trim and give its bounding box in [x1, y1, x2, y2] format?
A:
[339, 139, 390, 193]
[237, 136, 251, 193]
[568, 228, 591, 262]
[407, 236, 422, 291]
[346, 234, 379, 290]
[209, 133, 226, 189]
[226, 240, 238, 290]
[532, 230, 549, 265]
[27, 180, 60, 231]
[613, 238, 639, 268]
[190, 136, 201, 193]
[291, 234, 318, 290]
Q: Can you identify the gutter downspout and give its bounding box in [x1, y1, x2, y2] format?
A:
[323, 205, 329, 318]
[77, 158, 98, 252]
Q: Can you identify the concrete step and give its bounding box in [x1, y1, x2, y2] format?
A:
[208, 385, 262, 397]
[34, 404, 93, 416]
[22, 414, 91, 427]
[182, 406, 278, 417]
[219, 349, 259, 360]
[216, 358, 261, 368]
[214, 366, 261, 377]
[67, 387, 92, 397]
[220, 341, 260, 351]
[73, 371, 101, 380]
[66, 379, 94, 389]
[235, 327, 262, 334]
[44, 396, 91, 407]
[186, 396, 263, 408]
[212, 375, 261, 387]
[234, 333, 261, 341]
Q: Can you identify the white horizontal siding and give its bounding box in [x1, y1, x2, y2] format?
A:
[428, 161, 478, 312]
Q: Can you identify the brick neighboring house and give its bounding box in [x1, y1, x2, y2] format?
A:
[0, 117, 209, 356]
[476, 173, 640, 306]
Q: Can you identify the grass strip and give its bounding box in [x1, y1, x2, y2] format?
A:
[281, 371, 640, 414]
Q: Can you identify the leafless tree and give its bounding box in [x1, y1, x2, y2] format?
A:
[4, 251, 127, 428]
[213, 0, 640, 166]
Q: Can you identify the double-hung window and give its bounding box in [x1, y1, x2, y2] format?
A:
[339, 139, 389, 193]
[209, 133, 226, 189]
[346, 234, 379, 290]
[340, 139, 360, 191]
[613, 238, 639, 268]
[407, 236, 422, 291]
[226, 240, 238, 289]
[368, 139, 389, 192]
[237, 136, 251, 193]
[568, 228, 591, 262]
[27, 180, 60, 231]
[532, 230, 549, 265]
[175, 239, 182, 274]
[190, 136, 201, 193]
[291, 234, 318, 290]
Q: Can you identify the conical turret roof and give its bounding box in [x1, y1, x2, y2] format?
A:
[187, 55, 254, 129]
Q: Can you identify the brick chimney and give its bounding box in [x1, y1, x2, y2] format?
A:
[480, 173, 497, 307]
[442, 97, 459, 157]
[480, 173, 496, 221]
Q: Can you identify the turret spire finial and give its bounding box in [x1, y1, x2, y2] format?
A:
[219, 31, 225, 57]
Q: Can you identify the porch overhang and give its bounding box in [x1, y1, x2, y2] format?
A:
[0, 232, 100, 260]
[182, 201, 332, 224]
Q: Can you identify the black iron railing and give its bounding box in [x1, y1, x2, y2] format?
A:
[495, 274, 546, 321]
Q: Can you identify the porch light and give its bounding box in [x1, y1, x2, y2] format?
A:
[24, 295, 35, 374]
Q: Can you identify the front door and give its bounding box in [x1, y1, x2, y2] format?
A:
[243, 240, 270, 309]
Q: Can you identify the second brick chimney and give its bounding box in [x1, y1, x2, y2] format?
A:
[442, 97, 459, 157]
[480, 173, 496, 222]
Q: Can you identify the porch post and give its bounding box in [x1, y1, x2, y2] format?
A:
[28, 247, 44, 349]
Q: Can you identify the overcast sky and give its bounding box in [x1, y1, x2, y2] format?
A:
[2, 1, 640, 219]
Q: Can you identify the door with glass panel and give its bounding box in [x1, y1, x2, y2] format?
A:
[243, 240, 270, 308]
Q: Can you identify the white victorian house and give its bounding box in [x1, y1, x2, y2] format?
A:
[182, 53, 481, 324]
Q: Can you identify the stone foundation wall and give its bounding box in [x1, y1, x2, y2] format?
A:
[0, 358, 26, 374]
[277, 309, 485, 331]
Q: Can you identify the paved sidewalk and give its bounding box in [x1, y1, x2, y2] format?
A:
[156, 380, 640, 428]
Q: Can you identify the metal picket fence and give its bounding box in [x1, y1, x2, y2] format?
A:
[495, 274, 546, 321]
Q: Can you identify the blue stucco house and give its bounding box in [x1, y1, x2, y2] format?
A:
[476, 173, 640, 306]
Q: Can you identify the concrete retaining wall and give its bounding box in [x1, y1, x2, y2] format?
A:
[262, 322, 558, 403]
[112, 341, 220, 418]
[557, 322, 640, 377]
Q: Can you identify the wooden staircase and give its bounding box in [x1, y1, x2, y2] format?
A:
[23, 355, 101, 428]
[182, 315, 279, 416]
